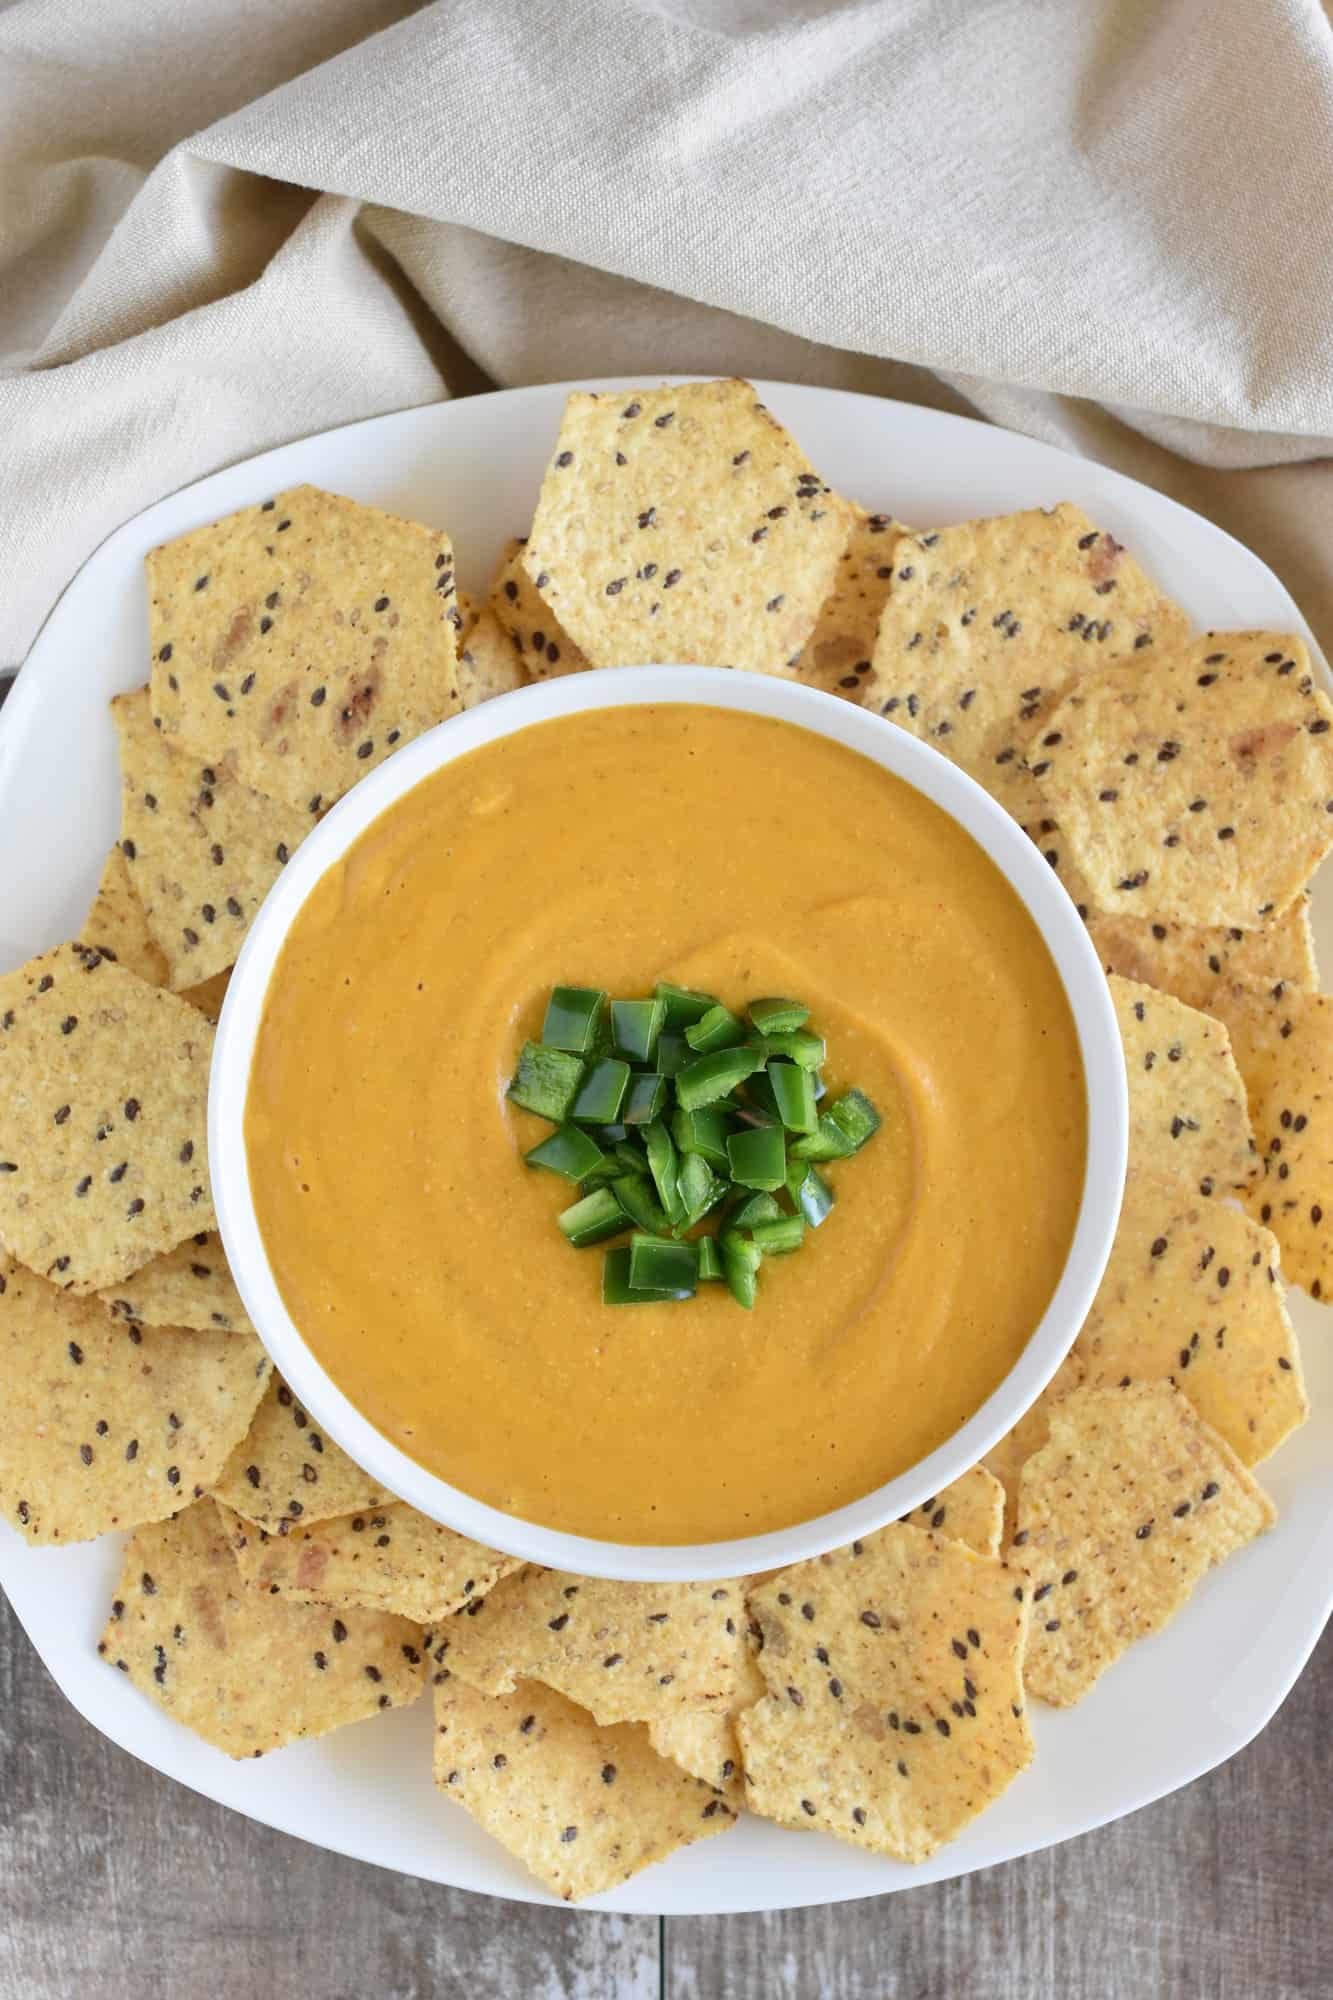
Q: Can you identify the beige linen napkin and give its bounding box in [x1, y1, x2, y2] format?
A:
[2, 0, 1331, 669]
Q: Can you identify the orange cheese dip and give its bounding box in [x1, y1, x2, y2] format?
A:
[246, 706, 1085, 1543]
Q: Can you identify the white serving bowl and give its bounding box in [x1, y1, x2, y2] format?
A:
[210, 665, 1127, 1583]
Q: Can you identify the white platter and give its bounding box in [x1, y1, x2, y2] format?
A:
[1, 379, 1330, 1915]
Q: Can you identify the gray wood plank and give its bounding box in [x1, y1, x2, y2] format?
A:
[664, 1625, 1332, 2000]
[0, 1596, 659, 2000]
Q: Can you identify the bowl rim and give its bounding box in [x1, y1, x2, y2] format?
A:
[209, 665, 1127, 1582]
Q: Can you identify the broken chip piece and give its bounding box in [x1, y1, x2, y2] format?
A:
[1014, 1382, 1276, 1706]
[433, 1674, 735, 1901]
[1075, 1168, 1306, 1464]
[0, 943, 216, 1290]
[1, 1257, 269, 1544]
[1208, 976, 1333, 1301]
[100, 1497, 425, 1754]
[1110, 974, 1258, 1195]
[228, 1499, 522, 1624]
[112, 687, 307, 989]
[97, 1230, 252, 1334]
[209, 1373, 389, 1530]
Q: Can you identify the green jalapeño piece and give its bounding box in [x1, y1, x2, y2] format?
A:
[542, 986, 607, 1053]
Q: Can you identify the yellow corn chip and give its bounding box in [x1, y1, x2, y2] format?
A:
[98, 1230, 251, 1334]
[1110, 974, 1258, 1194]
[866, 504, 1187, 797]
[1075, 1168, 1305, 1462]
[228, 1499, 521, 1624]
[1033, 633, 1333, 927]
[1, 1256, 269, 1544]
[434, 1676, 734, 1901]
[1089, 896, 1317, 1013]
[100, 1498, 425, 1755]
[895, 1465, 1005, 1557]
[209, 1374, 388, 1529]
[80, 846, 169, 987]
[112, 688, 307, 990]
[645, 1706, 749, 1804]
[148, 485, 462, 812]
[522, 381, 852, 673]
[456, 597, 527, 706]
[1014, 1382, 1276, 1705]
[0, 944, 216, 1290]
[180, 970, 230, 1022]
[1208, 977, 1333, 1300]
[983, 1352, 1086, 1542]
[796, 507, 907, 698]
[437, 1568, 756, 1729]
[738, 1528, 1032, 1863]
[489, 539, 588, 679]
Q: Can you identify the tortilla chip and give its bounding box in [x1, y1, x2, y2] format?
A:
[437, 1568, 756, 1729]
[522, 380, 853, 674]
[1002, 764, 1101, 918]
[209, 1374, 388, 1529]
[489, 537, 589, 680]
[738, 1528, 1032, 1863]
[0, 943, 216, 1290]
[1075, 1168, 1305, 1463]
[1089, 896, 1317, 1013]
[1207, 977, 1333, 1300]
[646, 1707, 748, 1803]
[456, 597, 527, 706]
[80, 846, 170, 987]
[99, 1497, 424, 1755]
[795, 507, 908, 698]
[896, 1466, 1005, 1557]
[1110, 974, 1258, 1194]
[180, 970, 230, 1022]
[983, 1352, 1086, 1542]
[1014, 1383, 1275, 1706]
[228, 1499, 521, 1624]
[866, 504, 1187, 800]
[97, 1230, 252, 1334]
[1032, 633, 1333, 928]
[0, 1256, 270, 1544]
[148, 484, 463, 812]
[433, 1675, 734, 1901]
[112, 688, 307, 990]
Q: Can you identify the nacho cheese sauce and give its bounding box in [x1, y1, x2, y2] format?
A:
[246, 706, 1086, 1544]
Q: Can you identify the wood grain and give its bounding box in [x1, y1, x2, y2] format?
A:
[2, 1593, 1328, 1999]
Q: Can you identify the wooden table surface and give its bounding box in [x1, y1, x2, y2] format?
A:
[1, 1594, 1327, 2000]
